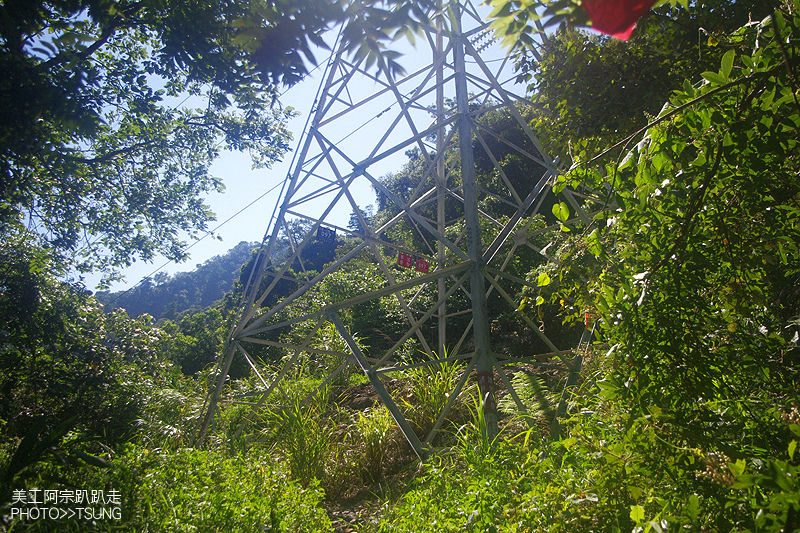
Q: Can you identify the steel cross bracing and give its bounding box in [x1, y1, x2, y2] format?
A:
[197, 0, 595, 455]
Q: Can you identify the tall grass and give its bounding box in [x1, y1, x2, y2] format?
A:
[455, 391, 501, 468]
[261, 393, 332, 486]
[399, 351, 470, 437]
[497, 370, 559, 427]
[11, 445, 332, 532]
[307, 321, 360, 388]
[355, 405, 396, 482]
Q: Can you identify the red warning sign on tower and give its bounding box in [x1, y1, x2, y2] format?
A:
[397, 252, 414, 269]
[415, 258, 429, 273]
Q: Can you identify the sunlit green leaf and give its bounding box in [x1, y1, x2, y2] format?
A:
[721, 49, 735, 79]
[701, 71, 727, 85]
[552, 202, 569, 222]
[586, 228, 602, 257]
[688, 494, 700, 519]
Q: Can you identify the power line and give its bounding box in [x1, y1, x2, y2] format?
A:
[103, 178, 287, 307]
[102, 48, 340, 308]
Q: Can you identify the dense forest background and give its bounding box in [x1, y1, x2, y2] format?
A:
[1, 0, 798, 531]
[95, 241, 259, 320]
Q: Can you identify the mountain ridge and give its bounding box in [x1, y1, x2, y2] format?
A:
[95, 241, 259, 320]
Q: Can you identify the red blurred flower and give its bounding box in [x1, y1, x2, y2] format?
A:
[581, 0, 659, 40]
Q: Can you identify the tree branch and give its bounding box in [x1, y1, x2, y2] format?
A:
[37, 2, 148, 72]
[576, 66, 783, 170]
[648, 133, 725, 278]
[57, 141, 155, 165]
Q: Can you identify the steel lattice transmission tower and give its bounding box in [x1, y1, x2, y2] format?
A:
[197, 0, 591, 456]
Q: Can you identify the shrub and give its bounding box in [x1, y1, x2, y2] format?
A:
[6, 445, 332, 532]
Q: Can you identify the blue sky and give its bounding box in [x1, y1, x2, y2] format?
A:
[85, 52, 336, 292]
[87, 5, 523, 293]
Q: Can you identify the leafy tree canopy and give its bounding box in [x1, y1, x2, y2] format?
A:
[0, 236, 164, 494]
[488, 0, 777, 160]
[539, 2, 800, 462]
[0, 0, 432, 285]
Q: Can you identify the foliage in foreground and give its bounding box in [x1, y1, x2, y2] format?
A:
[9, 445, 331, 533]
[366, 5, 800, 533]
[0, 239, 157, 499]
[0, 243, 332, 531]
[545, 0, 800, 473]
[371, 394, 799, 533]
[2, 4, 799, 533]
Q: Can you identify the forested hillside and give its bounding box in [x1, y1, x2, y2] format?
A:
[1, 0, 798, 532]
[95, 241, 259, 320]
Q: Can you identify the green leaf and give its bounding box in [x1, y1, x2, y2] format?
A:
[630, 505, 645, 523]
[597, 379, 619, 400]
[586, 228, 602, 257]
[721, 49, 735, 79]
[628, 486, 643, 499]
[560, 437, 577, 450]
[731, 458, 747, 476]
[488, 1, 512, 18]
[537, 272, 551, 287]
[552, 202, 569, 222]
[774, 10, 787, 31]
[789, 440, 797, 461]
[687, 494, 700, 519]
[701, 71, 727, 85]
[618, 149, 635, 170]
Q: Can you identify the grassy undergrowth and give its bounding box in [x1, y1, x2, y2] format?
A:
[7, 445, 331, 532]
[364, 398, 800, 533]
[203, 346, 799, 533]
[3, 344, 798, 533]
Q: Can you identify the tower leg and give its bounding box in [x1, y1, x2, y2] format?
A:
[454, 3, 498, 438]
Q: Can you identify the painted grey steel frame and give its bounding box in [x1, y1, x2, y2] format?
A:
[197, 0, 593, 454]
